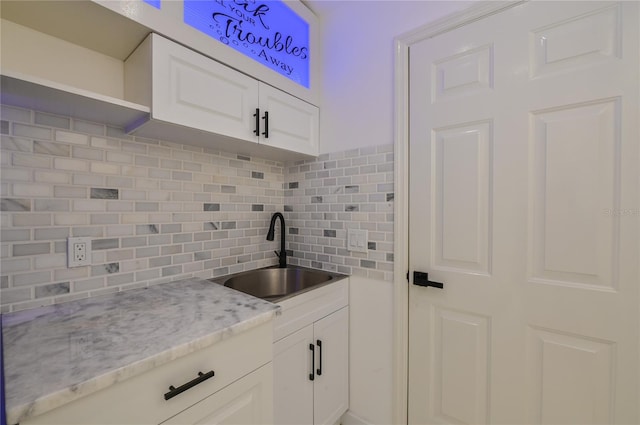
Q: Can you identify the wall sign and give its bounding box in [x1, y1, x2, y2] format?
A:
[143, 0, 161, 9]
[184, 0, 310, 88]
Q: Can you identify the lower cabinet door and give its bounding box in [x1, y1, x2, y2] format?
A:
[273, 325, 314, 425]
[160, 364, 273, 425]
[313, 307, 349, 425]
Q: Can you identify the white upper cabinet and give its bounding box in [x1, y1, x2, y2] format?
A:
[125, 33, 319, 158]
[126, 33, 260, 143]
[259, 83, 319, 156]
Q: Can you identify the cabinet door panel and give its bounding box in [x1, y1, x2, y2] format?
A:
[161, 364, 273, 425]
[152, 35, 259, 142]
[313, 307, 349, 425]
[273, 325, 314, 425]
[259, 83, 319, 156]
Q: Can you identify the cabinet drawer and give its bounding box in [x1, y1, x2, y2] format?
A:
[274, 279, 348, 342]
[22, 322, 272, 425]
[161, 363, 273, 425]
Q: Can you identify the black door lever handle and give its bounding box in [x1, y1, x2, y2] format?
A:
[411, 271, 444, 289]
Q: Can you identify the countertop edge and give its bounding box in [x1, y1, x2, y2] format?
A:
[6, 308, 278, 425]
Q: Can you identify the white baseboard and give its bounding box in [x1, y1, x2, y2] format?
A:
[340, 410, 373, 425]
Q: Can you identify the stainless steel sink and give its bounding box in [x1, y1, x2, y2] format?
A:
[218, 267, 334, 302]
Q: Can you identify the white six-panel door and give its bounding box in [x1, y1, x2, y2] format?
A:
[408, 2, 639, 423]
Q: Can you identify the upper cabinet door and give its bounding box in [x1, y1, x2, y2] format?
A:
[152, 34, 259, 142]
[258, 83, 319, 157]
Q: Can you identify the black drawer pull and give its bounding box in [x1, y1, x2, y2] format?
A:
[164, 370, 215, 400]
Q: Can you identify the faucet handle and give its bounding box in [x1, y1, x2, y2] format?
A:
[274, 250, 281, 258]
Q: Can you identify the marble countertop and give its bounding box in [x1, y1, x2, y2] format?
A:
[2, 278, 280, 425]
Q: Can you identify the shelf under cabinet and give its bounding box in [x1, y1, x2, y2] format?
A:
[0, 72, 150, 129]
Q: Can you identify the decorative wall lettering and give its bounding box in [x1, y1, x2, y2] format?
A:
[184, 0, 310, 88]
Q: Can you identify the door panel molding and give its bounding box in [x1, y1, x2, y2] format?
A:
[393, 3, 525, 423]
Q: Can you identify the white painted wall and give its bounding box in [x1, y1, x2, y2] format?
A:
[345, 275, 394, 425]
[310, 0, 473, 153]
[303, 1, 474, 423]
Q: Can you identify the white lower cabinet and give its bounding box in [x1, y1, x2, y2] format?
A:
[274, 325, 315, 425]
[20, 323, 273, 425]
[274, 301, 349, 425]
[312, 308, 349, 425]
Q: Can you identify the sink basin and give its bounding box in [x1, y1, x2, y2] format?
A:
[219, 267, 334, 301]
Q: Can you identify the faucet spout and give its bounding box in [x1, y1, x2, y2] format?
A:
[266, 212, 287, 268]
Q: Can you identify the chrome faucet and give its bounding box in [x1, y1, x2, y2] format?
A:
[266, 212, 287, 268]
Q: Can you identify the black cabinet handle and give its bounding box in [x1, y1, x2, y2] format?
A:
[309, 343, 315, 381]
[253, 108, 260, 136]
[164, 370, 215, 400]
[316, 339, 322, 376]
[262, 110, 269, 138]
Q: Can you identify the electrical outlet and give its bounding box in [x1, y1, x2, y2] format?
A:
[68, 237, 92, 267]
[347, 229, 368, 253]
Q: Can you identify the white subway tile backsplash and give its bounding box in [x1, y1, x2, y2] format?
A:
[72, 119, 105, 136]
[54, 267, 88, 281]
[106, 151, 134, 164]
[54, 158, 89, 172]
[73, 277, 105, 292]
[1, 287, 32, 305]
[1, 258, 31, 273]
[285, 144, 394, 281]
[1, 168, 31, 182]
[13, 153, 51, 169]
[35, 171, 70, 184]
[53, 213, 88, 226]
[34, 254, 66, 270]
[13, 213, 51, 227]
[2, 106, 31, 123]
[1, 106, 395, 311]
[33, 140, 71, 157]
[55, 130, 89, 145]
[2, 137, 33, 153]
[13, 124, 52, 140]
[13, 270, 52, 286]
[90, 137, 119, 149]
[73, 146, 104, 161]
[105, 225, 134, 237]
[34, 112, 70, 129]
[34, 199, 70, 212]
[72, 200, 106, 212]
[54, 186, 87, 198]
[91, 162, 120, 174]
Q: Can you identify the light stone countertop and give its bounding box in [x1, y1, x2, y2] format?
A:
[2, 278, 280, 425]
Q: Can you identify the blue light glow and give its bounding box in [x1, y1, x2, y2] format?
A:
[143, 0, 161, 9]
[184, 0, 310, 88]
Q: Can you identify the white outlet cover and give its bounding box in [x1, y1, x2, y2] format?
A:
[68, 237, 92, 268]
